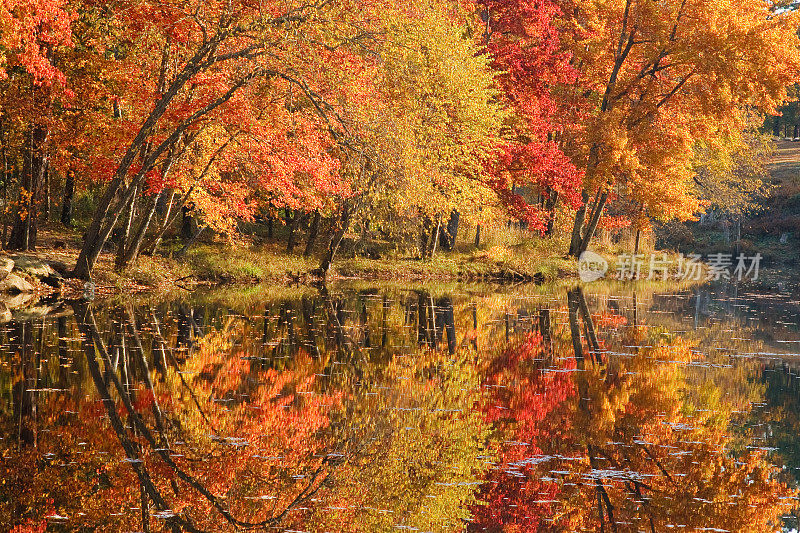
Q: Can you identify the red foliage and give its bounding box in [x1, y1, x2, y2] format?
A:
[0, 0, 74, 85]
[479, 0, 583, 229]
[472, 333, 577, 531]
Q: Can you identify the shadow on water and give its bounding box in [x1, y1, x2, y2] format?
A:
[2, 281, 800, 531]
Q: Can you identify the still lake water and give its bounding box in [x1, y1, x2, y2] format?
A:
[3, 280, 800, 531]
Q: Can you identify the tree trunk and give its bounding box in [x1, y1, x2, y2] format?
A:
[4, 165, 17, 246]
[544, 190, 558, 236]
[73, 171, 145, 279]
[156, 186, 173, 217]
[430, 217, 442, 258]
[474, 224, 481, 248]
[139, 189, 172, 256]
[319, 204, 351, 274]
[115, 185, 139, 269]
[568, 190, 590, 257]
[118, 193, 159, 268]
[70, 37, 244, 280]
[0, 116, 6, 247]
[439, 210, 460, 251]
[286, 209, 298, 253]
[577, 190, 609, 255]
[119, 151, 178, 267]
[61, 168, 74, 226]
[181, 204, 196, 241]
[42, 164, 50, 221]
[8, 124, 48, 251]
[420, 216, 432, 258]
[303, 210, 321, 257]
[175, 226, 206, 258]
[142, 187, 193, 256]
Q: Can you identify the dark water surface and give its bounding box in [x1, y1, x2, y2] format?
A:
[3, 281, 800, 531]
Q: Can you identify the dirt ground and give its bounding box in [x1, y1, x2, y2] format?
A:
[768, 139, 800, 183]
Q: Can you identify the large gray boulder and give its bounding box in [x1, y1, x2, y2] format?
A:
[10, 255, 63, 287]
[0, 273, 37, 310]
[0, 273, 34, 294]
[0, 256, 13, 280]
[1, 291, 36, 309]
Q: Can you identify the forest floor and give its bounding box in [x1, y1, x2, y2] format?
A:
[768, 139, 800, 181]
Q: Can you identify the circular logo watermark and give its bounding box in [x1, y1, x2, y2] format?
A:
[578, 251, 608, 282]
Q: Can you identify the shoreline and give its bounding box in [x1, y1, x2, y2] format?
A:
[0, 225, 772, 313]
[0, 245, 576, 295]
[0, 224, 581, 298]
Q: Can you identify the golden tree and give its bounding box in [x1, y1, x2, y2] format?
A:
[561, 0, 800, 255]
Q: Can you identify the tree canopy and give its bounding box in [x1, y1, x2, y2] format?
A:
[0, 0, 797, 272]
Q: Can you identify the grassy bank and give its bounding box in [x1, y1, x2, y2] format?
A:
[14, 223, 582, 293]
[7, 217, 718, 299]
[108, 240, 579, 288]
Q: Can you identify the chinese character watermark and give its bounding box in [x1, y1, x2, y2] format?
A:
[577, 252, 761, 282]
[616, 253, 644, 280]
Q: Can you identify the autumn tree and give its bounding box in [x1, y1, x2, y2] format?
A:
[692, 113, 773, 218]
[315, 0, 506, 264]
[0, 0, 73, 250]
[0, 0, 72, 84]
[479, 0, 583, 234]
[561, 0, 800, 256]
[68, 0, 382, 279]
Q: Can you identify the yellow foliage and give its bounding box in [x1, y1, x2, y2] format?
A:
[563, 0, 800, 221]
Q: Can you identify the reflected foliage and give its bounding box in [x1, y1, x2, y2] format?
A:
[0, 285, 797, 531]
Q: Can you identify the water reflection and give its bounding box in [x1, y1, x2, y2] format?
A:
[2, 283, 799, 531]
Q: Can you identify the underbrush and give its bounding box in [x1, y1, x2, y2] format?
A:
[22, 221, 638, 290]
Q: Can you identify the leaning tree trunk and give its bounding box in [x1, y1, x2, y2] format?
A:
[72, 150, 150, 279]
[8, 124, 48, 251]
[142, 186, 193, 256]
[118, 193, 159, 268]
[115, 184, 139, 269]
[319, 204, 352, 274]
[303, 210, 321, 257]
[576, 190, 609, 256]
[174, 225, 206, 258]
[117, 152, 178, 268]
[71, 38, 238, 280]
